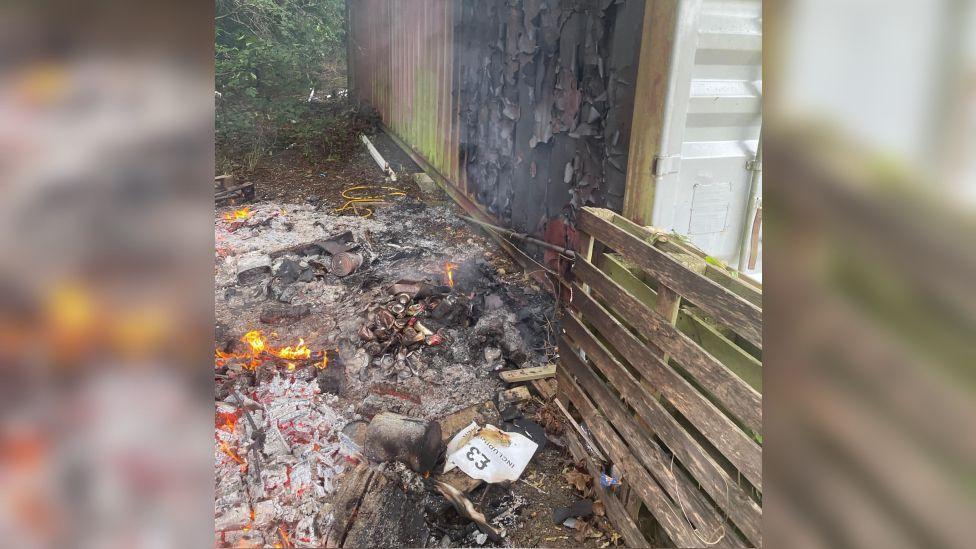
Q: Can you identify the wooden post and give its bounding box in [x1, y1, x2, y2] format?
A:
[621, 0, 681, 225]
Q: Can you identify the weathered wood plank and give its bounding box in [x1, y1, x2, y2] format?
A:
[563, 304, 762, 490]
[653, 284, 682, 365]
[677, 311, 763, 391]
[559, 368, 746, 547]
[498, 364, 556, 383]
[574, 260, 763, 433]
[560, 328, 762, 544]
[580, 207, 762, 347]
[553, 397, 607, 462]
[559, 403, 647, 548]
[605, 212, 763, 305]
[499, 385, 531, 403]
[563, 305, 762, 489]
[555, 376, 698, 547]
[323, 463, 378, 547]
[530, 378, 556, 400]
[599, 253, 763, 391]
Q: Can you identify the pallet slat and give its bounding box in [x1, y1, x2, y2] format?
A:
[559, 407, 647, 548]
[560, 330, 762, 545]
[599, 253, 763, 390]
[604, 210, 762, 305]
[566, 208, 762, 547]
[563, 303, 762, 490]
[559, 353, 700, 546]
[575, 259, 762, 433]
[558, 368, 747, 547]
[580, 207, 762, 347]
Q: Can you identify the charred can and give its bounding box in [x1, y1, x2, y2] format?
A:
[331, 252, 363, 276]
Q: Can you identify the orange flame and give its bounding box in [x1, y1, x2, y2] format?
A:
[214, 330, 327, 371]
[243, 330, 267, 355]
[273, 338, 310, 360]
[222, 207, 252, 222]
[444, 261, 457, 288]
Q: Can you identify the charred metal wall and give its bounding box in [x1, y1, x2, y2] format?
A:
[457, 0, 643, 241]
[349, 0, 643, 249]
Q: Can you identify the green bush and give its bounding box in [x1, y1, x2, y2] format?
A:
[216, 0, 368, 171]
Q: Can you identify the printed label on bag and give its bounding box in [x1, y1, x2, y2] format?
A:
[442, 421, 538, 483]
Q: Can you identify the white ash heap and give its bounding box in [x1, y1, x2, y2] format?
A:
[214, 375, 358, 547]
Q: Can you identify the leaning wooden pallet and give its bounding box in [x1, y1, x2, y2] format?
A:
[557, 207, 763, 548]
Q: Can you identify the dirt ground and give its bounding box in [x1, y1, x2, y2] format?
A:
[214, 136, 619, 548]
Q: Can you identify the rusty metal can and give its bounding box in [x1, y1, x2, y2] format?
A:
[331, 251, 363, 276]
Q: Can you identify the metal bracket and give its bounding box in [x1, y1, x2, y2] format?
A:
[652, 154, 681, 176]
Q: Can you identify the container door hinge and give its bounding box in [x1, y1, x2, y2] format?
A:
[652, 155, 681, 176]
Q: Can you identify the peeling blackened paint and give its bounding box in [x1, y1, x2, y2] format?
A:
[457, 0, 644, 252]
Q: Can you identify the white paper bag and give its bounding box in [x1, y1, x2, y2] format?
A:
[442, 422, 538, 483]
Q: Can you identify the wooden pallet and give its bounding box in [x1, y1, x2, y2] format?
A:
[557, 207, 762, 547]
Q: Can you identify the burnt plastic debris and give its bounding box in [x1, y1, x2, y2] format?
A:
[552, 499, 594, 524]
[363, 412, 442, 473]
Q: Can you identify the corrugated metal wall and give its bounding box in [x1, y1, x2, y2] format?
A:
[349, 0, 645, 265]
[348, 0, 460, 183]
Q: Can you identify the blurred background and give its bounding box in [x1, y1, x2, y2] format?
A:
[0, 1, 215, 548]
[0, 0, 972, 548]
[766, 0, 976, 548]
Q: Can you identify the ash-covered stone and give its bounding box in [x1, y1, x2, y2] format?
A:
[276, 258, 302, 284]
[472, 310, 528, 364]
[316, 357, 346, 395]
[236, 253, 271, 285]
[259, 303, 311, 325]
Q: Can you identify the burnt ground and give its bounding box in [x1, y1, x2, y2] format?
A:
[214, 135, 620, 548]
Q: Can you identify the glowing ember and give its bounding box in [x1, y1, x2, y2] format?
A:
[444, 261, 458, 287]
[222, 207, 252, 223]
[217, 410, 239, 433]
[278, 525, 292, 548]
[243, 507, 255, 532]
[218, 439, 245, 465]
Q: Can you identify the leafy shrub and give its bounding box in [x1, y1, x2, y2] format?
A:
[216, 0, 369, 170]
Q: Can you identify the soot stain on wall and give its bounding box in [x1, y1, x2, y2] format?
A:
[457, 0, 644, 252]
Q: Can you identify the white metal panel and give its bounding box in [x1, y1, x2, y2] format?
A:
[650, 0, 762, 273]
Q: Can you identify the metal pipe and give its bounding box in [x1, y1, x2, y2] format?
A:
[360, 134, 397, 182]
[457, 214, 576, 258]
[737, 133, 762, 272]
